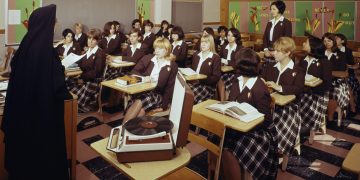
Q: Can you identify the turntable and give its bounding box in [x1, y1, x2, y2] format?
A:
[107, 73, 194, 163]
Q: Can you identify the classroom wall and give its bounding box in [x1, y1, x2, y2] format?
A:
[203, 0, 220, 23]
[1, 0, 5, 62]
[172, 1, 202, 32]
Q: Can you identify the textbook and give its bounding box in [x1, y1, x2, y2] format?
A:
[305, 74, 322, 86]
[206, 101, 264, 122]
[61, 53, 86, 68]
[179, 68, 197, 76]
[116, 75, 144, 86]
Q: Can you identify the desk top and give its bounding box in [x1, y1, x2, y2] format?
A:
[185, 74, 207, 81]
[221, 66, 234, 73]
[332, 71, 349, 78]
[101, 79, 157, 94]
[65, 70, 82, 77]
[91, 138, 191, 180]
[305, 78, 323, 87]
[109, 61, 135, 68]
[0, 76, 9, 82]
[192, 100, 264, 133]
[270, 92, 296, 106]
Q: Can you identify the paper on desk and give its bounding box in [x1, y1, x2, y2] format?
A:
[61, 53, 86, 68]
[1, 92, 6, 97]
[0, 81, 8, 91]
[179, 68, 197, 76]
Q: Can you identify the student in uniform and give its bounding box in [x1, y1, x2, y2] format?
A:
[221, 48, 278, 180]
[215, 25, 228, 51]
[322, 33, 353, 121]
[335, 33, 359, 115]
[194, 27, 216, 51]
[155, 20, 169, 38]
[261, 37, 305, 160]
[123, 37, 178, 122]
[299, 32, 332, 144]
[167, 24, 174, 41]
[105, 28, 148, 80]
[132, 19, 142, 30]
[142, 20, 156, 54]
[73, 23, 88, 51]
[54, 28, 81, 58]
[189, 34, 221, 104]
[263, 0, 292, 59]
[171, 26, 188, 68]
[66, 28, 106, 112]
[98, 21, 122, 56]
[217, 28, 243, 101]
[113, 20, 127, 47]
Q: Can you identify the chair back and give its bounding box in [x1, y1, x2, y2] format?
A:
[1, 47, 15, 73]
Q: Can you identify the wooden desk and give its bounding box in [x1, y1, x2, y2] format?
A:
[0, 76, 9, 82]
[332, 71, 349, 78]
[184, 74, 207, 81]
[221, 66, 234, 73]
[65, 70, 82, 77]
[305, 78, 323, 87]
[91, 138, 191, 180]
[270, 92, 296, 106]
[192, 100, 264, 133]
[108, 61, 135, 68]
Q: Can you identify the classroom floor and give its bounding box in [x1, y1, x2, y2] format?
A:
[74, 106, 360, 180]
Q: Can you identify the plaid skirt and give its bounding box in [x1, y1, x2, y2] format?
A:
[329, 79, 350, 109]
[104, 66, 121, 80]
[348, 73, 360, 96]
[188, 83, 216, 104]
[66, 77, 100, 112]
[127, 91, 163, 112]
[273, 103, 301, 155]
[221, 73, 235, 92]
[224, 126, 278, 180]
[299, 92, 329, 131]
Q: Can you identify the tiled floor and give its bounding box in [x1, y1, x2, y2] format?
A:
[74, 108, 360, 180]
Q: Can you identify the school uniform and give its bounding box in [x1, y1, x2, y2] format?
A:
[74, 33, 88, 51]
[155, 29, 169, 38]
[225, 76, 278, 179]
[299, 56, 332, 131]
[127, 54, 178, 111]
[56, 42, 82, 57]
[66, 45, 106, 112]
[340, 46, 360, 98]
[261, 60, 305, 155]
[104, 43, 148, 80]
[219, 43, 242, 91]
[142, 32, 156, 53]
[98, 34, 123, 55]
[215, 36, 228, 52]
[172, 40, 188, 68]
[189, 51, 221, 104]
[263, 16, 292, 50]
[326, 51, 351, 109]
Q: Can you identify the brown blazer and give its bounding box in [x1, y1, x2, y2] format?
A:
[122, 43, 148, 64]
[142, 33, 156, 53]
[263, 17, 292, 49]
[191, 52, 221, 86]
[219, 43, 243, 68]
[229, 77, 272, 122]
[98, 34, 123, 55]
[56, 42, 82, 56]
[74, 33, 88, 51]
[172, 41, 188, 63]
[300, 57, 332, 94]
[131, 54, 178, 109]
[77, 47, 106, 82]
[327, 51, 353, 72]
[261, 61, 305, 96]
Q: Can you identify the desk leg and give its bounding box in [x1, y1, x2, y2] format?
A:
[123, 94, 129, 110]
[98, 84, 103, 122]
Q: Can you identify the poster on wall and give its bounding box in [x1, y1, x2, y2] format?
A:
[135, 0, 152, 26]
[5, 0, 42, 45]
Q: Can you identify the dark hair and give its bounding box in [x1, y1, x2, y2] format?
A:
[87, 28, 102, 41]
[217, 26, 228, 34]
[160, 20, 169, 30]
[168, 24, 174, 30]
[203, 27, 215, 37]
[335, 33, 347, 46]
[271, 0, 286, 15]
[103, 21, 114, 37]
[62, 28, 74, 39]
[235, 48, 260, 77]
[228, 28, 242, 46]
[113, 21, 120, 26]
[304, 32, 326, 59]
[322, 32, 337, 52]
[143, 20, 154, 28]
[132, 19, 141, 27]
[171, 26, 185, 40]
[129, 28, 143, 42]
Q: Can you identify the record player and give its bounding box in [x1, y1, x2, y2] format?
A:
[107, 73, 194, 163]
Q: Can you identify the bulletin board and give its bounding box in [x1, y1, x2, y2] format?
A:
[5, 0, 42, 46]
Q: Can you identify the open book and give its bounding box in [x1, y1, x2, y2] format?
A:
[115, 75, 144, 87]
[179, 68, 197, 76]
[305, 74, 322, 86]
[206, 101, 264, 122]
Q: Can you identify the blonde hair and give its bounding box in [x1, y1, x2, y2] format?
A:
[273, 37, 296, 55]
[74, 23, 83, 30]
[201, 34, 217, 54]
[153, 37, 173, 61]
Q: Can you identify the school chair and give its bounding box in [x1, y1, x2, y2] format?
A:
[240, 33, 251, 42]
[162, 111, 226, 180]
[242, 41, 255, 49]
[342, 143, 360, 180]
